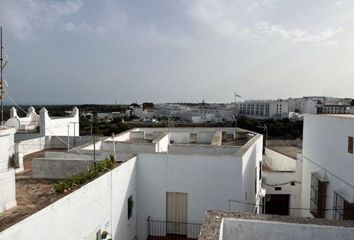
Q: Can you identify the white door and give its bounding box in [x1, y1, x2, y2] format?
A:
[166, 192, 188, 235]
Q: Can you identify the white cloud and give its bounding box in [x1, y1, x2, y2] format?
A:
[61, 22, 106, 36]
[184, 0, 252, 39]
[0, 0, 83, 40]
[183, 0, 347, 46]
[255, 21, 344, 43]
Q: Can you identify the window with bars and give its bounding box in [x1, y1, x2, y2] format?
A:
[348, 136, 353, 154]
[310, 173, 327, 218]
[333, 192, 354, 220]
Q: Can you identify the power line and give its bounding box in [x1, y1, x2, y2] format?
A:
[303, 155, 354, 190]
[263, 180, 301, 187]
[5, 90, 93, 159]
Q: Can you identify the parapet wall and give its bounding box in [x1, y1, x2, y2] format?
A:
[32, 158, 94, 179]
[0, 128, 17, 213]
[39, 107, 79, 137]
[0, 159, 138, 240]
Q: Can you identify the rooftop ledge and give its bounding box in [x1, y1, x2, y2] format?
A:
[0, 127, 16, 136]
[199, 211, 354, 240]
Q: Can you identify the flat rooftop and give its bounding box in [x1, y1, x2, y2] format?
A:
[199, 211, 354, 240]
[268, 146, 302, 159]
[325, 114, 354, 119]
[306, 114, 354, 120]
[0, 150, 121, 232]
[124, 138, 153, 144]
[0, 151, 64, 232]
[114, 127, 256, 147]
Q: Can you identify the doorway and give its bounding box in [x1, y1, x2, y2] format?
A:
[265, 194, 290, 215]
[166, 192, 188, 235]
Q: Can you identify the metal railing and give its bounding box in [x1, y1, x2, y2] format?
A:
[147, 216, 202, 239]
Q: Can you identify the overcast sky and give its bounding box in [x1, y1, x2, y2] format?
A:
[1, 0, 354, 104]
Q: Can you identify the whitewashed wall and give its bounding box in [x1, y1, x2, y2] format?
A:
[0, 158, 137, 240]
[240, 135, 263, 213]
[0, 128, 16, 213]
[264, 148, 296, 171]
[15, 137, 46, 156]
[39, 107, 79, 137]
[263, 171, 302, 216]
[263, 148, 302, 216]
[136, 153, 246, 240]
[114, 142, 156, 154]
[168, 144, 240, 155]
[154, 133, 169, 152]
[302, 114, 354, 219]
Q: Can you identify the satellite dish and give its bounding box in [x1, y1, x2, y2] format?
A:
[5, 118, 20, 132]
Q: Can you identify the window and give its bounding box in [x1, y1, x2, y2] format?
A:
[190, 133, 198, 142]
[333, 192, 354, 220]
[310, 173, 327, 218]
[348, 136, 353, 154]
[128, 195, 134, 220]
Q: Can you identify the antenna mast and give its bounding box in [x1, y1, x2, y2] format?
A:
[0, 26, 3, 126]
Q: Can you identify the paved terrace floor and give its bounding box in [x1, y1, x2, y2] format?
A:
[0, 150, 68, 232]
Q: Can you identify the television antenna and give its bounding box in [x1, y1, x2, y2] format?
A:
[0, 26, 9, 126]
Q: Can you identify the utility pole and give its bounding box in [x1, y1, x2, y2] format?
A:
[112, 133, 116, 161]
[91, 121, 96, 165]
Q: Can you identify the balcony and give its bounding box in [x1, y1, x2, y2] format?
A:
[147, 217, 202, 240]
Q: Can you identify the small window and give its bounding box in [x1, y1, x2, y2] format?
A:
[128, 195, 134, 220]
[348, 136, 353, 154]
[333, 192, 354, 220]
[275, 187, 282, 191]
[190, 133, 198, 142]
[310, 173, 327, 218]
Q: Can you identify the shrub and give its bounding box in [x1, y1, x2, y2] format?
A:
[53, 158, 116, 193]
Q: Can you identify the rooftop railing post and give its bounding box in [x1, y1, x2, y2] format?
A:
[147, 216, 151, 238]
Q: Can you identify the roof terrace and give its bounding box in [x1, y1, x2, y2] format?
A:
[0, 150, 64, 232]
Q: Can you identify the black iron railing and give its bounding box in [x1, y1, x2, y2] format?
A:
[147, 216, 202, 239]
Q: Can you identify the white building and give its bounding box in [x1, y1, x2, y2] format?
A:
[288, 97, 318, 114]
[39, 107, 79, 137]
[157, 103, 234, 122]
[5, 106, 79, 137]
[262, 141, 302, 217]
[5, 106, 39, 132]
[0, 127, 17, 213]
[3, 107, 83, 172]
[317, 104, 349, 114]
[97, 112, 126, 121]
[238, 99, 289, 119]
[302, 114, 354, 220]
[0, 127, 265, 240]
